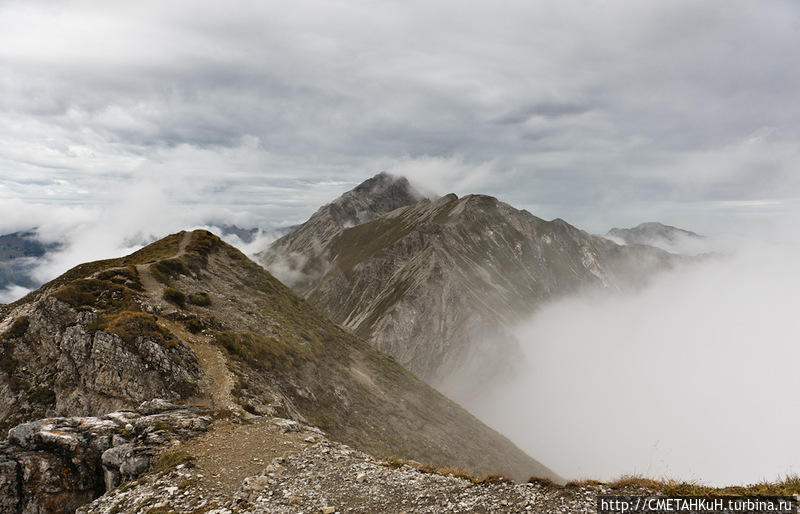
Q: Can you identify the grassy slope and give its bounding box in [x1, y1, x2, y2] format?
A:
[0, 230, 559, 482]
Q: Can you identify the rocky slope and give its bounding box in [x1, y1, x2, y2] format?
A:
[81, 413, 656, 514]
[258, 172, 425, 288]
[259, 180, 682, 395]
[0, 229, 557, 492]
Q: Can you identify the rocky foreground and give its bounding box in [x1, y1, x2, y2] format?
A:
[0, 398, 652, 513]
[0, 398, 662, 514]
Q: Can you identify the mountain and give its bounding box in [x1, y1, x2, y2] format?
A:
[606, 222, 704, 253]
[0, 229, 555, 484]
[257, 172, 425, 288]
[258, 182, 681, 396]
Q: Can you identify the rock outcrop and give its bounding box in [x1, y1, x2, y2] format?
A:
[0, 400, 212, 514]
[0, 262, 204, 432]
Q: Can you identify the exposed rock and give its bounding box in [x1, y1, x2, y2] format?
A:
[81, 422, 658, 513]
[259, 182, 685, 397]
[0, 401, 211, 514]
[0, 230, 560, 486]
[0, 248, 204, 432]
[258, 172, 425, 288]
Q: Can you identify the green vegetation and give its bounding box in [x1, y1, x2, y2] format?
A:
[52, 279, 139, 312]
[88, 311, 178, 348]
[187, 292, 211, 307]
[558, 474, 800, 497]
[153, 451, 195, 473]
[2, 232, 184, 312]
[152, 258, 190, 285]
[214, 331, 311, 370]
[152, 422, 175, 433]
[95, 266, 142, 291]
[183, 230, 221, 271]
[163, 287, 186, 308]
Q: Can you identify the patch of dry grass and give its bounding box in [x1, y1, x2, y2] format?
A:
[382, 458, 512, 484]
[558, 474, 800, 497]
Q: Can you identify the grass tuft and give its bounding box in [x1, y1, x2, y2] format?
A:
[187, 292, 211, 307]
[153, 451, 195, 473]
[89, 311, 178, 348]
[163, 288, 186, 308]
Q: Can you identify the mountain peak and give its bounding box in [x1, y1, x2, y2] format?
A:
[329, 172, 426, 225]
[258, 172, 429, 286]
[607, 222, 703, 253]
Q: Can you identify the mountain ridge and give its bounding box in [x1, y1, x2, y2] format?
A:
[0, 229, 557, 484]
[259, 177, 684, 395]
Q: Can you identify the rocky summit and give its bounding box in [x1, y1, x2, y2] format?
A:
[258, 172, 425, 289]
[258, 177, 683, 396]
[0, 229, 558, 512]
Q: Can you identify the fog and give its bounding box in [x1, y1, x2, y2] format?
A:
[470, 232, 800, 485]
[0, 181, 288, 303]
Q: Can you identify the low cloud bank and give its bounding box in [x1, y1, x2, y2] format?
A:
[470, 235, 800, 485]
[0, 183, 292, 303]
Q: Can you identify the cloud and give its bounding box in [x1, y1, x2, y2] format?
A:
[0, 0, 798, 238]
[0, 285, 31, 304]
[468, 231, 800, 485]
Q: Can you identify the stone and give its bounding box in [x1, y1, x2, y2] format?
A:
[0, 401, 211, 513]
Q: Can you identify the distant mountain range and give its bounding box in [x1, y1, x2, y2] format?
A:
[606, 222, 704, 253]
[258, 173, 686, 397]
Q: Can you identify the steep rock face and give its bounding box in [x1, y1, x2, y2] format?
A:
[264, 191, 680, 394]
[258, 172, 424, 288]
[0, 230, 557, 483]
[0, 237, 205, 433]
[0, 400, 212, 514]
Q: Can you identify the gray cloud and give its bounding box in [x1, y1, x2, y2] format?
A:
[0, 0, 799, 274]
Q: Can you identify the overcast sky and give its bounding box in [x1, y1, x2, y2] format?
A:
[1, 0, 799, 240]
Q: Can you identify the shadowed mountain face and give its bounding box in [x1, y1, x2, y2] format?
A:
[259, 178, 682, 398]
[0, 230, 555, 482]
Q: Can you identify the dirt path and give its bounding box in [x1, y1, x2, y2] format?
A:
[191, 342, 237, 411]
[135, 230, 193, 309]
[176, 418, 312, 497]
[129, 231, 239, 413]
